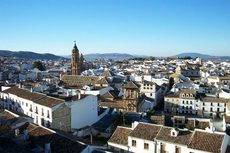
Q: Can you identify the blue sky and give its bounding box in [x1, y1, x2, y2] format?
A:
[0, 0, 230, 56]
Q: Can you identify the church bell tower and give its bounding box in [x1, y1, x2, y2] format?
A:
[71, 41, 80, 75]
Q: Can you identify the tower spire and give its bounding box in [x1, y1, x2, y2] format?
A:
[74, 40, 76, 46]
[73, 40, 78, 51]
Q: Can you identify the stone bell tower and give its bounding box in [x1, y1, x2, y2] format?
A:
[71, 41, 80, 75]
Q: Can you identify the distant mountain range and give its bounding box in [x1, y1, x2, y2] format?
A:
[0, 50, 134, 61]
[174, 53, 230, 60]
[0, 50, 229, 61]
[83, 53, 134, 61]
[0, 50, 64, 60]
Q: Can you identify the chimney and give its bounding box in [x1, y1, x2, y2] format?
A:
[90, 131, 93, 144]
[19, 83, 22, 89]
[209, 123, 215, 132]
[66, 90, 70, 97]
[141, 75, 144, 83]
[30, 88, 34, 93]
[45, 143, 51, 153]
[132, 121, 139, 129]
[14, 128, 19, 137]
[59, 73, 63, 79]
[170, 128, 179, 137]
[77, 92, 81, 100]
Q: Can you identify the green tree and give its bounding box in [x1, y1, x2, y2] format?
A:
[33, 61, 46, 71]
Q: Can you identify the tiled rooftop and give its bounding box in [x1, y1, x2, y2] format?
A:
[188, 130, 224, 153]
[108, 126, 132, 146]
[2, 86, 64, 107]
[129, 123, 161, 141]
[109, 122, 226, 153]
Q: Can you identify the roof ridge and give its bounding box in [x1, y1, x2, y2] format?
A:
[138, 121, 162, 127]
[155, 126, 163, 141]
[187, 129, 195, 146]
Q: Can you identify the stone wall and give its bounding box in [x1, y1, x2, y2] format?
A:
[52, 103, 71, 132]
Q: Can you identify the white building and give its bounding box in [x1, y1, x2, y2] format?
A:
[66, 94, 102, 130]
[164, 89, 228, 118]
[219, 89, 230, 99]
[108, 122, 229, 153]
[0, 86, 104, 132]
[140, 80, 159, 99]
[0, 86, 65, 128]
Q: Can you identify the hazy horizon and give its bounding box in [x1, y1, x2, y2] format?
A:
[1, 49, 228, 58]
[0, 0, 230, 56]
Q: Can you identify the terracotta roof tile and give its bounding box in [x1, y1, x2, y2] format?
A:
[188, 130, 224, 153]
[3, 86, 64, 108]
[108, 126, 132, 146]
[156, 127, 193, 145]
[130, 123, 161, 141]
[26, 123, 86, 153]
[123, 81, 140, 89]
[3, 86, 44, 101]
[61, 75, 102, 87]
[201, 96, 229, 103]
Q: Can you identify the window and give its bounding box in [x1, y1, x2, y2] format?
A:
[29, 105, 32, 112]
[41, 108, 44, 116]
[35, 106, 38, 114]
[41, 118, 45, 126]
[210, 107, 213, 112]
[161, 143, 166, 151]
[35, 116, 38, 124]
[211, 103, 213, 106]
[218, 103, 220, 106]
[132, 140, 136, 147]
[186, 101, 188, 104]
[190, 101, 192, 104]
[47, 110, 50, 118]
[144, 143, 149, 150]
[203, 102, 205, 106]
[26, 103, 28, 107]
[175, 146, 181, 153]
[46, 121, 51, 127]
[182, 101, 184, 104]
